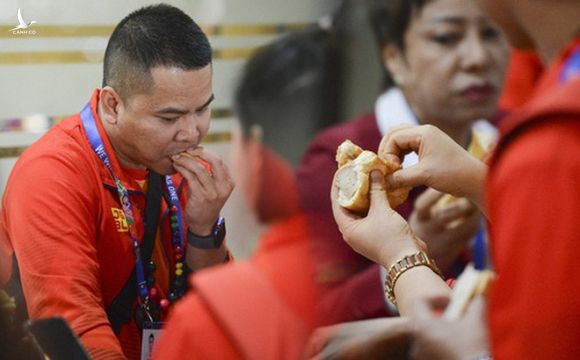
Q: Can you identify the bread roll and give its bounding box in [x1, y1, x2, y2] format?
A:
[335, 140, 410, 213]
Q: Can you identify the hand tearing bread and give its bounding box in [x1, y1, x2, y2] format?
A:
[335, 140, 410, 213]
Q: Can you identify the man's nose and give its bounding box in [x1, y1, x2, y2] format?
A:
[174, 115, 199, 143]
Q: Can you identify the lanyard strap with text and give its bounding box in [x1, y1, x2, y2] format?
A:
[80, 103, 185, 304]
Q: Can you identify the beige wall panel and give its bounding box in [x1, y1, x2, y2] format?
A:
[0, 64, 101, 119]
[0, 36, 278, 52]
[0, 37, 108, 52]
[211, 59, 245, 109]
[0, 0, 334, 25]
[0, 60, 245, 119]
[0, 131, 42, 199]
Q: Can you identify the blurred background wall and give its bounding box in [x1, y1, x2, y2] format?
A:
[0, 0, 385, 257]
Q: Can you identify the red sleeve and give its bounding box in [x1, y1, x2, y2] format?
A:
[487, 119, 580, 359]
[152, 293, 241, 359]
[297, 134, 389, 323]
[0, 216, 13, 286]
[3, 154, 125, 359]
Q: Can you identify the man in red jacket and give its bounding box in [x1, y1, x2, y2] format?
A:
[0, 4, 233, 359]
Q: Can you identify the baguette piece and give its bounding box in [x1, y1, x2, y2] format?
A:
[442, 264, 494, 320]
[336, 140, 364, 167]
[335, 140, 410, 213]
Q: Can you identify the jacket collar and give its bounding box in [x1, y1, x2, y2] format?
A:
[493, 39, 580, 162]
[527, 38, 580, 99]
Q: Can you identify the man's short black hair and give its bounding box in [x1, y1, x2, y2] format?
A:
[368, 0, 430, 49]
[102, 3, 212, 100]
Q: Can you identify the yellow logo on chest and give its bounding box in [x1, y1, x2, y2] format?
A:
[111, 208, 128, 232]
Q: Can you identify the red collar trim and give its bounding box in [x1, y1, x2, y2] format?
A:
[490, 39, 580, 165]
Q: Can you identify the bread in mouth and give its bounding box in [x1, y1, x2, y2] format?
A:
[180, 151, 197, 160]
[178, 151, 212, 174]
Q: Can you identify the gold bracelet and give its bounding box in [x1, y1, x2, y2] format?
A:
[384, 252, 442, 306]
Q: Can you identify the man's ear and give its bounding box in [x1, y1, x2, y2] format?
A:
[240, 135, 264, 212]
[99, 86, 123, 125]
[247, 136, 264, 176]
[382, 44, 408, 86]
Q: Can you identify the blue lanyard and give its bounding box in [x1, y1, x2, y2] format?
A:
[165, 175, 185, 251]
[80, 103, 185, 303]
[560, 45, 580, 83]
[473, 219, 488, 270]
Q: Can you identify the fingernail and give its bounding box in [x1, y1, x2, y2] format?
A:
[370, 170, 383, 181]
[386, 154, 400, 165]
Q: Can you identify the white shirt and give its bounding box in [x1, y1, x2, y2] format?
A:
[374, 88, 497, 169]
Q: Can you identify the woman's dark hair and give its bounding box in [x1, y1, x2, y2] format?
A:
[367, 0, 431, 88]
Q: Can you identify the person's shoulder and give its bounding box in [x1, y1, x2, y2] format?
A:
[7, 115, 96, 190]
[154, 290, 239, 358]
[255, 215, 310, 253]
[493, 118, 580, 181]
[495, 78, 580, 161]
[168, 290, 213, 328]
[515, 118, 580, 156]
[19, 115, 87, 162]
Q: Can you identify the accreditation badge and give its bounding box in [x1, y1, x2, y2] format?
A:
[140, 322, 164, 360]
